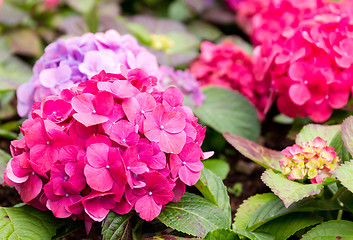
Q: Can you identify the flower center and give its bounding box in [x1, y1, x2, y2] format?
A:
[46, 141, 50, 145]
[92, 110, 96, 114]
[127, 166, 130, 170]
[182, 161, 187, 165]
[122, 138, 126, 142]
[106, 165, 110, 169]
[148, 192, 153, 196]
[65, 194, 69, 197]
[141, 110, 145, 114]
[160, 125, 165, 130]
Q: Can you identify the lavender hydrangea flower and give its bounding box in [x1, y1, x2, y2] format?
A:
[158, 66, 205, 107]
[17, 30, 160, 117]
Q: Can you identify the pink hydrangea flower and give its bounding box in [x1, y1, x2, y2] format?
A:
[6, 68, 208, 228]
[280, 137, 340, 183]
[17, 30, 160, 117]
[190, 40, 271, 120]
[254, 2, 353, 122]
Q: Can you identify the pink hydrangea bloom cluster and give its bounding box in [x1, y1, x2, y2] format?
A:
[158, 66, 205, 107]
[17, 29, 160, 117]
[190, 40, 271, 120]
[5, 68, 208, 228]
[254, 2, 353, 122]
[280, 137, 340, 184]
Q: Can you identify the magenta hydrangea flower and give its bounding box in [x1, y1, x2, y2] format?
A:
[280, 137, 340, 183]
[6, 68, 209, 230]
[17, 29, 160, 117]
[254, 2, 353, 122]
[190, 40, 271, 120]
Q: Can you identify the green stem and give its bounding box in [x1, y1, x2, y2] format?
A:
[330, 186, 345, 202]
[337, 210, 343, 220]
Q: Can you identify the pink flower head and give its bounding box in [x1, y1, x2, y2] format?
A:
[279, 137, 340, 183]
[255, 3, 353, 122]
[6, 68, 206, 225]
[17, 30, 160, 117]
[190, 40, 271, 120]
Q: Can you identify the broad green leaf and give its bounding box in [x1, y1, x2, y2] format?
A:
[261, 169, 324, 208]
[203, 159, 230, 180]
[52, 220, 83, 239]
[194, 87, 260, 141]
[0, 91, 16, 120]
[66, 0, 96, 14]
[334, 160, 353, 193]
[168, 0, 193, 21]
[341, 116, 353, 156]
[204, 228, 240, 240]
[223, 133, 281, 171]
[247, 196, 341, 232]
[101, 211, 132, 240]
[158, 192, 229, 238]
[302, 220, 353, 240]
[232, 193, 277, 232]
[296, 124, 341, 145]
[0, 149, 11, 184]
[0, 205, 57, 239]
[329, 131, 344, 155]
[127, 22, 152, 45]
[167, 32, 199, 54]
[6, 29, 42, 57]
[188, 21, 222, 41]
[0, 56, 32, 91]
[195, 168, 231, 227]
[254, 212, 322, 240]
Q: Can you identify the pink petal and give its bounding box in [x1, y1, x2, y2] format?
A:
[288, 83, 311, 106]
[162, 87, 184, 109]
[163, 111, 186, 134]
[135, 195, 162, 221]
[93, 91, 114, 115]
[86, 143, 109, 168]
[21, 174, 42, 202]
[73, 113, 109, 127]
[71, 93, 95, 113]
[159, 131, 186, 154]
[179, 166, 200, 186]
[30, 144, 58, 174]
[84, 166, 113, 192]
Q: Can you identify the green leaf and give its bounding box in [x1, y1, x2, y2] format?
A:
[0, 91, 16, 120]
[6, 29, 42, 57]
[168, 0, 193, 21]
[0, 149, 11, 184]
[158, 192, 229, 238]
[101, 211, 132, 240]
[302, 220, 353, 239]
[334, 160, 353, 193]
[223, 133, 281, 171]
[66, 0, 96, 14]
[204, 228, 240, 240]
[52, 220, 83, 239]
[341, 116, 353, 156]
[126, 22, 151, 45]
[195, 168, 231, 227]
[296, 124, 341, 145]
[261, 169, 324, 208]
[194, 87, 260, 141]
[0, 205, 57, 239]
[232, 193, 277, 232]
[167, 32, 199, 54]
[254, 212, 322, 240]
[0, 56, 32, 91]
[187, 21, 222, 41]
[246, 196, 341, 232]
[203, 159, 230, 180]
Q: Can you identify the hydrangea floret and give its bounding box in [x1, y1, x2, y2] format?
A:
[279, 137, 340, 184]
[5, 67, 209, 231]
[190, 40, 271, 120]
[17, 29, 160, 117]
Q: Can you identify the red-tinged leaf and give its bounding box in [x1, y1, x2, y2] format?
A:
[223, 133, 282, 171]
[6, 29, 42, 57]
